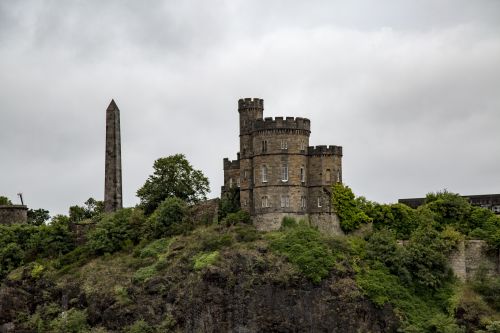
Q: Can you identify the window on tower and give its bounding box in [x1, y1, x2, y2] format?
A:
[282, 164, 288, 182]
[262, 165, 268, 183]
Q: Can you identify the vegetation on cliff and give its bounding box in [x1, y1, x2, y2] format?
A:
[1, 157, 500, 332]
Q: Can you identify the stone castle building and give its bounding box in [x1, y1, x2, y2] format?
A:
[222, 98, 343, 232]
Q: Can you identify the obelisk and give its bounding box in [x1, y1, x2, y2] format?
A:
[104, 99, 123, 212]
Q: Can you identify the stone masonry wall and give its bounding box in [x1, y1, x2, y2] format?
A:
[0, 205, 28, 225]
[449, 240, 499, 281]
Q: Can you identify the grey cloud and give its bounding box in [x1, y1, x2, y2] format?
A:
[0, 0, 499, 215]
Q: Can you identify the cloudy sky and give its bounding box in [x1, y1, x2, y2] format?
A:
[1, 0, 499, 216]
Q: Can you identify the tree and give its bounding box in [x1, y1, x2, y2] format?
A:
[0, 196, 12, 205]
[331, 183, 371, 232]
[27, 208, 50, 226]
[137, 154, 209, 214]
[69, 197, 104, 223]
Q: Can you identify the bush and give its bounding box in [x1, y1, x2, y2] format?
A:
[49, 308, 89, 333]
[145, 197, 189, 239]
[222, 210, 251, 227]
[125, 319, 154, 333]
[281, 216, 298, 229]
[331, 183, 372, 232]
[218, 187, 240, 220]
[193, 251, 220, 270]
[269, 224, 337, 284]
[133, 265, 157, 284]
[87, 208, 145, 255]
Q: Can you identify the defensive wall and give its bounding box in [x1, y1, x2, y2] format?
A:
[449, 239, 500, 281]
[0, 205, 28, 225]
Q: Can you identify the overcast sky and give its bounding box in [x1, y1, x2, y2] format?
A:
[1, 0, 499, 216]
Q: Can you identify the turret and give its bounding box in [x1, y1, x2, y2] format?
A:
[238, 98, 264, 135]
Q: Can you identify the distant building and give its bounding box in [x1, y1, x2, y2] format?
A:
[399, 194, 500, 215]
[0, 205, 28, 225]
[222, 98, 343, 233]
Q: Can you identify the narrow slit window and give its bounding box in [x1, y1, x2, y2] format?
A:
[317, 197, 322, 208]
[325, 169, 331, 182]
[300, 167, 305, 182]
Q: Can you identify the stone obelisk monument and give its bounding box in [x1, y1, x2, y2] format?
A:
[104, 99, 123, 212]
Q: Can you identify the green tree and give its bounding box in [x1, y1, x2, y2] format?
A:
[69, 197, 104, 223]
[0, 196, 12, 205]
[137, 154, 209, 214]
[331, 183, 372, 232]
[219, 187, 241, 220]
[27, 208, 50, 226]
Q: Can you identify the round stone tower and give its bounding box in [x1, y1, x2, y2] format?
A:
[251, 116, 311, 229]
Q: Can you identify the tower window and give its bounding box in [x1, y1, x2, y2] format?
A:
[261, 165, 268, 183]
[244, 170, 249, 180]
[337, 171, 341, 183]
[237, 178, 240, 188]
[282, 164, 288, 182]
[281, 140, 288, 150]
[301, 196, 307, 209]
[325, 169, 331, 182]
[317, 197, 322, 208]
[262, 140, 268, 152]
[300, 140, 306, 151]
[229, 178, 233, 188]
[281, 195, 290, 208]
[300, 167, 305, 183]
[262, 196, 270, 208]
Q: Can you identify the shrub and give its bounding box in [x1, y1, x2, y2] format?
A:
[126, 319, 154, 333]
[87, 208, 145, 255]
[145, 197, 189, 239]
[234, 224, 260, 242]
[218, 187, 241, 220]
[281, 216, 298, 229]
[139, 238, 171, 258]
[133, 265, 157, 284]
[331, 183, 372, 232]
[222, 210, 251, 227]
[269, 225, 336, 284]
[201, 233, 233, 251]
[49, 308, 89, 333]
[193, 251, 220, 270]
[0, 242, 23, 278]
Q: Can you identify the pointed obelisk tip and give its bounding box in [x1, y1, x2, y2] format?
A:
[107, 99, 118, 110]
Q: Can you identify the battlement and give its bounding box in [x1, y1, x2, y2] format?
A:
[307, 145, 343, 156]
[223, 158, 240, 170]
[253, 116, 311, 132]
[238, 98, 264, 111]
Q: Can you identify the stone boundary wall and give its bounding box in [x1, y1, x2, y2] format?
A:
[0, 205, 28, 225]
[449, 240, 500, 281]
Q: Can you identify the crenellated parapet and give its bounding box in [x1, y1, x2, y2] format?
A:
[238, 98, 264, 111]
[253, 116, 311, 133]
[223, 158, 240, 170]
[307, 145, 342, 156]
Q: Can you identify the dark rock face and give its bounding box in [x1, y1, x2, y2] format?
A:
[0, 251, 398, 332]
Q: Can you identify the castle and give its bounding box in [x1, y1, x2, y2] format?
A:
[222, 98, 343, 232]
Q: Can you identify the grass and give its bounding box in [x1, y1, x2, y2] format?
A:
[193, 251, 220, 270]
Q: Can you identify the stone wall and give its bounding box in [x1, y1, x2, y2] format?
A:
[449, 240, 500, 281]
[0, 205, 28, 225]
